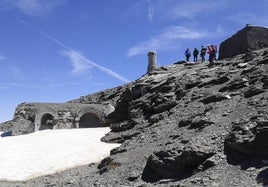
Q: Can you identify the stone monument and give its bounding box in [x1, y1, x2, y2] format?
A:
[147, 51, 157, 73]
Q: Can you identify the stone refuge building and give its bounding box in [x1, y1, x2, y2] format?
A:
[6, 102, 115, 134]
[219, 25, 268, 59]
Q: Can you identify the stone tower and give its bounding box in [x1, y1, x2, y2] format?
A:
[147, 51, 157, 73]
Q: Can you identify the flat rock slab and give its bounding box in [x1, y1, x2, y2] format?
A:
[0, 128, 120, 182]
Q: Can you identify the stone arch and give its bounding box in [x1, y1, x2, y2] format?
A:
[40, 113, 54, 130]
[79, 112, 101, 128]
[35, 108, 58, 131]
[77, 107, 105, 128]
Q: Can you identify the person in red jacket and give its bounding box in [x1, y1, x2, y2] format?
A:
[207, 44, 215, 66]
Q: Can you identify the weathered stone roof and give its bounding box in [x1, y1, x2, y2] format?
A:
[219, 25, 268, 59]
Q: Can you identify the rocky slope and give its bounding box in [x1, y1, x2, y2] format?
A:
[0, 46, 267, 187]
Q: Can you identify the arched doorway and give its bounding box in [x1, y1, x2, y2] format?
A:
[79, 113, 101, 128]
[40, 113, 54, 130]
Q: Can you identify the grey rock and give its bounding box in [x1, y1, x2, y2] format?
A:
[148, 144, 215, 179]
[219, 77, 249, 92]
[243, 86, 265, 98]
[225, 115, 268, 159]
[200, 93, 228, 104]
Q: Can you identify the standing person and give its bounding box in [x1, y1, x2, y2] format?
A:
[207, 44, 215, 66]
[185, 48, 191, 62]
[200, 45, 207, 62]
[193, 48, 199, 62]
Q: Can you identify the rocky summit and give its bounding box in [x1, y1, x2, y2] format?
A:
[0, 27, 268, 187]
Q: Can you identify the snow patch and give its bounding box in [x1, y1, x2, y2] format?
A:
[0, 128, 120, 181]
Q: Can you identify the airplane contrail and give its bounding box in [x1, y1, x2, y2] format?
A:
[18, 20, 130, 83]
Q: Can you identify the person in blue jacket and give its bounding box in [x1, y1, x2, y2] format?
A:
[185, 48, 191, 62]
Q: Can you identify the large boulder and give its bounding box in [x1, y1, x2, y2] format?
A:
[225, 115, 268, 159]
[147, 143, 215, 179]
[219, 25, 268, 59]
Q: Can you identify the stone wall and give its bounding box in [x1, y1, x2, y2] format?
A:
[219, 25, 268, 59]
[0, 102, 115, 135]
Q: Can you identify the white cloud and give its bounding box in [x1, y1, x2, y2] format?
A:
[167, 2, 217, 20]
[62, 50, 130, 83]
[226, 11, 268, 27]
[61, 50, 94, 75]
[146, 0, 154, 22]
[19, 20, 130, 83]
[0, 0, 64, 16]
[148, 0, 226, 21]
[0, 83, 18, 89]
[127, 26, 208, 57]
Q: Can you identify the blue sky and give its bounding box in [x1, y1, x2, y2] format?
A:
[0, 0, 267, 123]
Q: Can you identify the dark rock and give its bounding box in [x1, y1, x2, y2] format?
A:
[178, 118, 192, 127]
[241, 66, 257, 75]
[263, 50, 268, 57]
[110, 121, 135, 132]
[202, 157, 217, 169]
[158, 84, 172, 93]
[174, 61, 187, 64]
[225, 115, 268, 159]
[149, 113, 164, 123]
[184, 63, 196, 67]
[97, 157, 121, 174]
[261, 75, 268, 89]
[244, 86, 265, 98]
[121, 131, 141, 141]
[148, 144, 215, 179]
[102, 130, 140, 143]
[151, 100, 177, 114]
[185, 80, 202, 89]
[200, 93, 228, 104]
[258, 58, 268, 65]
[101, 132, 124, 143]
[175, 88, 187, 99]
[110, 147, 127, 155]
[126, 171, 140, 181]
[197, 75, 230, 88]
[257, 168, 268, 186]
[189, 116, 214, 129]
[242, 52, 254, 62]
[219, 77, 249, 92]
[97, 157, 113, 174]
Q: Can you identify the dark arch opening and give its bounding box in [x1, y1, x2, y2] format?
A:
[40, 113, 54, 130]
[79, 113, 101, 128]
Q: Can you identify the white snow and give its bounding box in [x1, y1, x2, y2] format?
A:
[0, 128, 120, 182]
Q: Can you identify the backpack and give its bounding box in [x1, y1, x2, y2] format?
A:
[185, 50, 191, 57]
[201, 48, 206, 55]
[193, 49, 199, 56]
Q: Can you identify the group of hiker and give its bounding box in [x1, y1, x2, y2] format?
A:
[184, 44, 217, 66]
